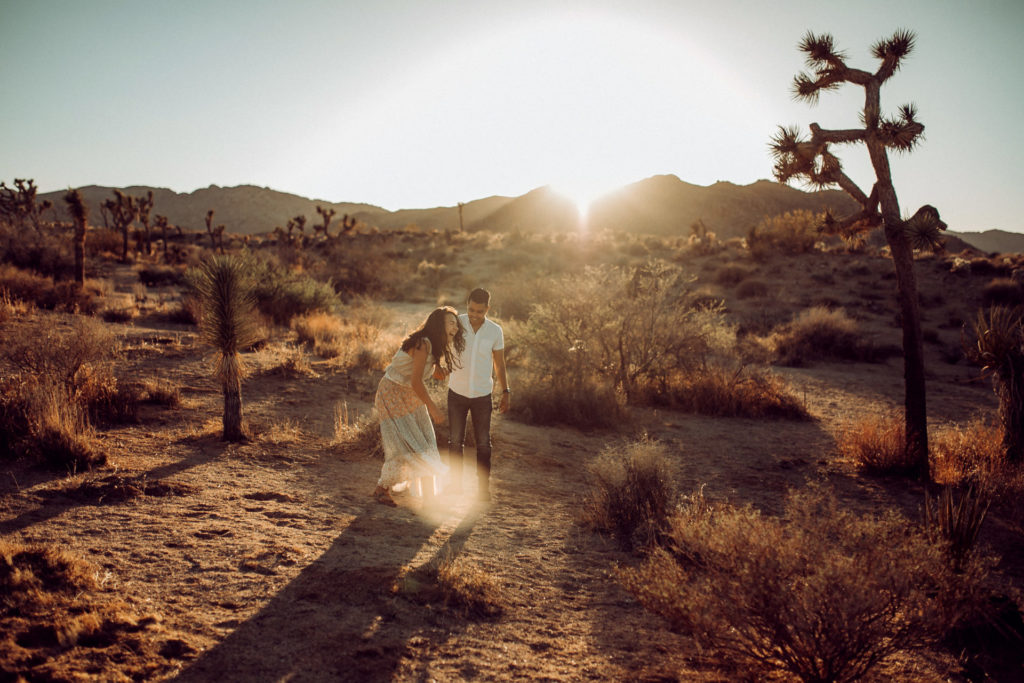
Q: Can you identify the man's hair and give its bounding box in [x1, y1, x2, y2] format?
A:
[468, 287, 491, 306]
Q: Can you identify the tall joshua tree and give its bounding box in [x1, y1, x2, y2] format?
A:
[770, 30, 946, 480]
[103, 190, 137, 263]
[193, 256, 259, 442]
[64, 189, 89, 286]
[137, 190, 154, 256]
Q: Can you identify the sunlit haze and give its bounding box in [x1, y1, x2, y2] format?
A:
[1, 0, 1022, 233]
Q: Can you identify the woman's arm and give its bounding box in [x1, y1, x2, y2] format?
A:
[410, 341, 445, 424]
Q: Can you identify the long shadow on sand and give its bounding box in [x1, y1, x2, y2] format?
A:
[175, 499, 483, 682]
[0, 434, 222, 536]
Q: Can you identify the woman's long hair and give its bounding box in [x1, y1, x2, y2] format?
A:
[401, 306, 465, 371]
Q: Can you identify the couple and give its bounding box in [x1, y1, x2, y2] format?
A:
[371, 288, 509, 507]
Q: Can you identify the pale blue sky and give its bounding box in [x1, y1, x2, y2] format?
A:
[2, 0, 1021, 232]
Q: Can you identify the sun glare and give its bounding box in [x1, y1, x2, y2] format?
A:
[551, 180, 623, 224]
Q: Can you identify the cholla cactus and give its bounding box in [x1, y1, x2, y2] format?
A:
[770, 30, 945, 480]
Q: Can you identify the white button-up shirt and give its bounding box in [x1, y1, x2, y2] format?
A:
[448, 314, 504, 399]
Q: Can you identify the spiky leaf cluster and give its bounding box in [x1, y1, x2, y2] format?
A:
[879, 103, 925, 152]
[63, 189, 88, 226]
[903, 205, 946, 252]
[191, 256, 260, 386]
[969, 306, 1024, 377]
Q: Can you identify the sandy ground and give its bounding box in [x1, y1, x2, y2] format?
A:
[1, 262, 1021, 681]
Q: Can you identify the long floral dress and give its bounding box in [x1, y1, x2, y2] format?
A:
[375, 339, 447, 490]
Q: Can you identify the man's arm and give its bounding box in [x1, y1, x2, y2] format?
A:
[493, 348, 509, 414]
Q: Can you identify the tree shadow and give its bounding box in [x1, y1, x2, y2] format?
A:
[0, 434, 222, 535]
[175, 501, 483, 682]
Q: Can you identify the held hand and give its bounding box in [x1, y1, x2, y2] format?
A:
[498, 392, 510, 414]
[428, 404, 446, 425]
[432, 366, 449, 381]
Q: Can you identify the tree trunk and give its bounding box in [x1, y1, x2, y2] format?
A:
[222, 376, 246, 442]
[74, 223, 85, 285]
[121, 226, 129, 263]
[884, 222, 929, 479]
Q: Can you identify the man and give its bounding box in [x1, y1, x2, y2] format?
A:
[447, 287, 509, 501]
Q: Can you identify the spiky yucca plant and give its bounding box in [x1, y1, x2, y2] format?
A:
[770, 30, 946, 480]
[63, 189, 88, 286]
[192, 256, 259, 441]
[924, 484, 991, 572]
[969, 306, 1024, 463]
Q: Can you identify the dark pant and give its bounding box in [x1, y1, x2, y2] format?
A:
[447, 389, 492, 484]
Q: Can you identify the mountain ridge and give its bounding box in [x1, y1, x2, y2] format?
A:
[38, 179, 1022, 251]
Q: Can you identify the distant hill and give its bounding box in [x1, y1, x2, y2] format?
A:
[42, 177, 871, 239]
[947, 229, 1024, 255]
[465, 176, 861, 239]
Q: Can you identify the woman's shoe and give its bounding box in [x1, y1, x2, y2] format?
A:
[373, 485, 397, 507]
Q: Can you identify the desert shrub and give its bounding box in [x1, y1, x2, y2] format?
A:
[734, 277, 770, 299]
[931, 419, 1005, 487]
[137, 265, 182, 287]
[101, 306, 137, 324]
[4, 380, 106, 470]
[74, 365, 143, 425]
[747, 210, 821, 259]
[0, 265, 100, 314]
[635, 364, 810, 420]
[618, 485, 989, 682]
[520, 262, 735, 407]
[318, 237, 414, 301]
[0, 228, 74, 279]
[291, 307, 392, 370]
[771, 306, 896, 366]
[188, 251, 337, 327]
[1, 316, 114, 390]
[579, 436, 677, 551]
[511, 374, 628, 429]
[837, 414, 919, 476]
[713, 264, 753, 287]
[981, 277, 1023, 308]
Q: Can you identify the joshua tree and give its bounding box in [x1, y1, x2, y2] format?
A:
[63, 189, 89, 286]
[969, 306, 1024, 464]
[286, 215, 307, 245]
[337, 213, 357, 238]
[770, 30, 945, 480]
[137, 190, 154, 256]
[0, 179, 49, 233]
[314, 205, 336, 238]
[154, 214, 171, 258]
[204, 209, 226, 253]
[192, 255, 259, 441]
[103, 190, 138, 263]
[457, 202, 465, 232]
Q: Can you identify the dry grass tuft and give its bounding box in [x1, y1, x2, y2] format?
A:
[637, 365, 811, 420]
[836, 414, 918, 476]
[579, 436, 677, 552]
[931, 419, 1006, 487]
[618, 484, 990, 682]
[396, 552, 504, 620]
[330, 401, 384, 460]
[0, 540, 99, 615]
[772, 306, 897, 366]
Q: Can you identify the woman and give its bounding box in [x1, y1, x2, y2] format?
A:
[373, 306, 464, 506]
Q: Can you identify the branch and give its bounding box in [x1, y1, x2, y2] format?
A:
[873, 29, 916, 82]
[809, 122, 866, 145]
